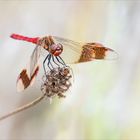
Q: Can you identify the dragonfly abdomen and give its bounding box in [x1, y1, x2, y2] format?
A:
[11, 34, 39, 44]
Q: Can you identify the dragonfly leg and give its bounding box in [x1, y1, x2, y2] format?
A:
[56, 56, 66, 66]
[43, 54, 50, 75]
[58, 56, 66, 65]
[48, 54, 54, 70]
[51, 55, 60, 67]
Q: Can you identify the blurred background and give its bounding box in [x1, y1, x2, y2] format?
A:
[0, 0, 140, 140]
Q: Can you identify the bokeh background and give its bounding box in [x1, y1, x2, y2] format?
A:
[0, 0, 140, 140]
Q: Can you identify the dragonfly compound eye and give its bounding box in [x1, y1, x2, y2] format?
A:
[51, 43, 63, 56]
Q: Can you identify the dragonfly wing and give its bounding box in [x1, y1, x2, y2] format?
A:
[78, 42, 118, 62]
[53, 37, 118, 64]
[53, 36, 83, 64]
[53, 36, 82, 53]
[30, 45, 41, 76]
[17, 45, 41, 92]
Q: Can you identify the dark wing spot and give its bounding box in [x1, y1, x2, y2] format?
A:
[19, 69, 30, 89]
[94, 47, 107, 59]
[78, 43, 108, 62]
[30, 66, 39, 81]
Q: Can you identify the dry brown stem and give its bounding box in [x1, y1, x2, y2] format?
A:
[0, 93, 46, 121]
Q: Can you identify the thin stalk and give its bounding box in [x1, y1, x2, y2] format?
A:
[0, 93, 46, 121]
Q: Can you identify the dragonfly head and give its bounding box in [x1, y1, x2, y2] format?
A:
[51, 43, 63, 56]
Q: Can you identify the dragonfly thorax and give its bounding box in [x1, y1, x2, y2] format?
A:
[38, 36, 63, 56]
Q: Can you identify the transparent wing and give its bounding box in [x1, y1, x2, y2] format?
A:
[53, 36, 83, 64]
[52, 36, 118, 64]
[30, 45, 41, 76]
[53, 36, 83, 53]
[16, 45, 41, 92]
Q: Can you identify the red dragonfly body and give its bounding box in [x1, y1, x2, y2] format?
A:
[11, 34, 118, 92]
[11, 34, 63, 56]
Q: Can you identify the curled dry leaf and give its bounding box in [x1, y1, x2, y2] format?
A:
[41, 67, 72, 98]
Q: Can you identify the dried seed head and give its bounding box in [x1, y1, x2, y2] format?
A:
[41, 67, 72, 98]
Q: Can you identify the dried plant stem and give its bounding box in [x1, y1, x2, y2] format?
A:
[0, 93, 46, 121]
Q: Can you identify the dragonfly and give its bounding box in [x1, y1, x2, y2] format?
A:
[11, 34, 118, 92]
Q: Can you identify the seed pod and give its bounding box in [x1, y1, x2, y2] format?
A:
[41, 67, 72, 98]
